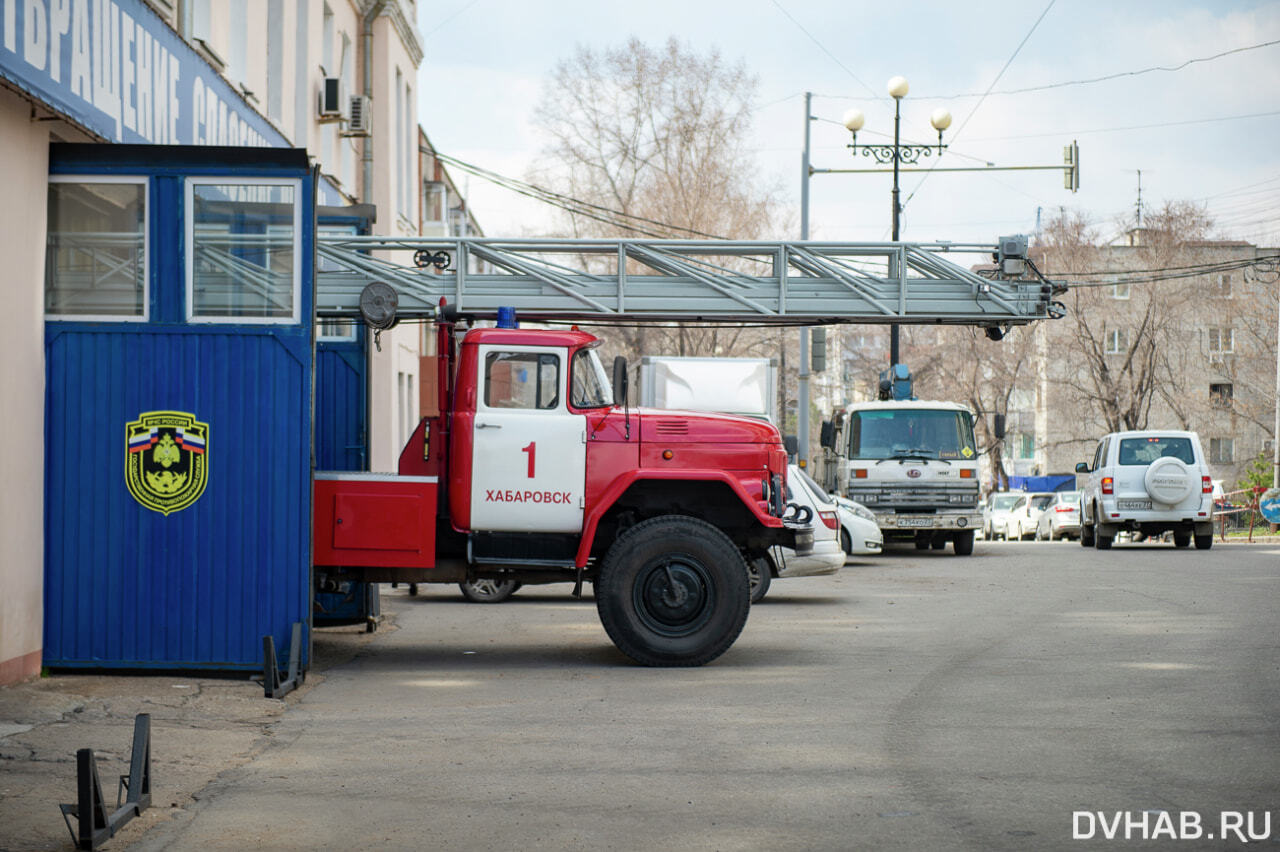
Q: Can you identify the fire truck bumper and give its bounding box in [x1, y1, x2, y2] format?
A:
[780, 523, 814, 555]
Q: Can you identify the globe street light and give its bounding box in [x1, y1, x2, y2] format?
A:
[843, 77, 952, 368]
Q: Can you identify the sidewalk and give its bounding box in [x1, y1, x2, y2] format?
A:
[0, 618, 388, 851]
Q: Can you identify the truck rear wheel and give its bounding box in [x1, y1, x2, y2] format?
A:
[952, 530, 974, 556]
[596, 515, 750, 667]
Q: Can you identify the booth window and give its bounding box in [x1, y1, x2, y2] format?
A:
[187, 180, 300, 322]
[46, 178, 148, 319]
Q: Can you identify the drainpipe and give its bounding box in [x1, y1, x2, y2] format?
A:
[361, 0, 387, 204]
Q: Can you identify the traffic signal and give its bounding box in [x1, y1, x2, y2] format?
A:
[1064, 140, 1080, 192]
[811, 327, 826, 373]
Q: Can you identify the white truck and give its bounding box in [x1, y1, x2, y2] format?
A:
[820, 400, 981, 555]
[638, 356, 778, 423]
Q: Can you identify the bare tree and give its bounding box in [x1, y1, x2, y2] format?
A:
[530, 37, 788, 362]
[1037, 204, 1209, 433]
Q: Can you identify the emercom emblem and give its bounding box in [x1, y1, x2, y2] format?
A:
[125, 411, 209, 515]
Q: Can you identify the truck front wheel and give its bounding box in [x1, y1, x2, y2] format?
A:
[596, 515, 750, 667]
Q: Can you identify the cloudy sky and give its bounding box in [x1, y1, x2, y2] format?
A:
[415, 0, 1280, 247]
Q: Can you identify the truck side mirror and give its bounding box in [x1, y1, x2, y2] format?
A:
[783, 435, 798, 458]
[819, 421, 834, 450]
[993, 414, 1006, 440]
[612, 356, 629, 406]
[1075, 462, 1089, 473]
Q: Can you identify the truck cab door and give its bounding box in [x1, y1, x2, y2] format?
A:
[470, 345, 586, 533]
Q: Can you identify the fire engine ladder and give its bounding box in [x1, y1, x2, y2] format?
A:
[314, 236, 1065, 326]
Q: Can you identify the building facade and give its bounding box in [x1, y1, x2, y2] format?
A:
[0, 0, 423, 683]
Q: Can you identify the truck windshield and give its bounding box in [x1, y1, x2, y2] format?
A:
[848, 409, 977, 461]
[571, 347, 613, 409]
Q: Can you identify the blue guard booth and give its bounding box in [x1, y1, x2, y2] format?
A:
[312, 204, 380, 628]
[44, 144, 316, 677]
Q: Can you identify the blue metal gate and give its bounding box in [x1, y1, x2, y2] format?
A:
[44, 145, 315, 672]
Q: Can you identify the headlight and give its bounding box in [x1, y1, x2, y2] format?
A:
[852, 504, 877, 523]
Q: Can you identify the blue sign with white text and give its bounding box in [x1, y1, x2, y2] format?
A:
[1, 0, 287, 147]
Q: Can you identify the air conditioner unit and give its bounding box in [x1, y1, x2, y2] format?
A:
[345, 94, 371, 136]
[318, 77, 343, 119]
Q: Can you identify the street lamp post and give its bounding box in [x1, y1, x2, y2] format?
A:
[841, 76, 952, 369]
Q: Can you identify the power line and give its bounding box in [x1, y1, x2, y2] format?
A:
[966, 109, 1280, 141]
[925, 38, 1280, 99]
[900, 0, 1056, 221]
[433, 152, 729, 240]
[767, 0, 879, 100]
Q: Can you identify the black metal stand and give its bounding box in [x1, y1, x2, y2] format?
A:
[59, 713, 152, 850]
[262, 621, 304, 699]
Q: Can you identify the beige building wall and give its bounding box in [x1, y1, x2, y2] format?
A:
[0, 88, 48, 683]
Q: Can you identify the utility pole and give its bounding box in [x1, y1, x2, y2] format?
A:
[797, 92, 813, 466]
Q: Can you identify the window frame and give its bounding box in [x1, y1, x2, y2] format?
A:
[1104, 328, 1128, 355]
[184, 176, 303, 325]
[1208, 327, 1235, 355]
[1209, 437, 1234, 465]
[1110, 278, 1130, 300]
[45, 175, 151, 323]
[479, 348, 564, 413]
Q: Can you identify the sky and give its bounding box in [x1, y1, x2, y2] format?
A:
[414, 0, 1280, 248]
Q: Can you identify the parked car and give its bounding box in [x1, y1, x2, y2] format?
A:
[1076, 430, 1214, 550]
[829, 493, 885, 556]
[748, 465, 847, 603]
[983, 492, 1023, 540]
[1004, 492, 1055, 541]
[1034, 491, 1081, 540]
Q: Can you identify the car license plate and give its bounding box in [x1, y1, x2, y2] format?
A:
[896, 516, 934, 527]
[1117, 499, 1151, 510]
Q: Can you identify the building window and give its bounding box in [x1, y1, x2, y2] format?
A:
[318, 318, 356, 341]
[423, 182, 446, 224]
[1111, 279, 1130, 300]
[1218, 274, 1232, 298]
[1015, 432, 1035, 460]
[1105, 328, 1128, 354]
[46, 177, 148, 319]
[1209, 383, 1233, 409]
[1209, 437, 1233, 464]
[1208, 327, 1234, 355]
[186, 179, 300, 323]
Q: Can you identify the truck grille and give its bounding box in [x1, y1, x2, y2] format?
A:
[848, 485, 978, 511]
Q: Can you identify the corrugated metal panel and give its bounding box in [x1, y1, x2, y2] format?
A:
[44, 328, 312, 670]
[315, 334, 367, 472]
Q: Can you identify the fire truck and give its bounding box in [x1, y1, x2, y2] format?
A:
[314, 312, 803, 667]
[312, 236, 1063, 665]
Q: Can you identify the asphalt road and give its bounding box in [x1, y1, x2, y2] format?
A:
[129, 540, 1280, 851]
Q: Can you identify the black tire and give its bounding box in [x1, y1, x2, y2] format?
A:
[1173, 531, 1191, 548]
[1194, 533, 1213, 550]
[953, 530, 974, 556]
[914, 536, 931, 550]
[458, 578, 521, 603]
[748, 556, 773, 604]
[840, 529, 852, 556]
[930, 537, 947, 551]
[1095, 526, 1113, 550]
[595, 515, 750, 667]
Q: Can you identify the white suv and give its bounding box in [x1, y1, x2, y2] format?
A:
[1075, 430, 1214, 550]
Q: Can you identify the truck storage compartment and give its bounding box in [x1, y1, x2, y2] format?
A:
[314, 474, 438, 568]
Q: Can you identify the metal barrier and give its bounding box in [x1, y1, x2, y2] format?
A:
[59, 714, 152, 850]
